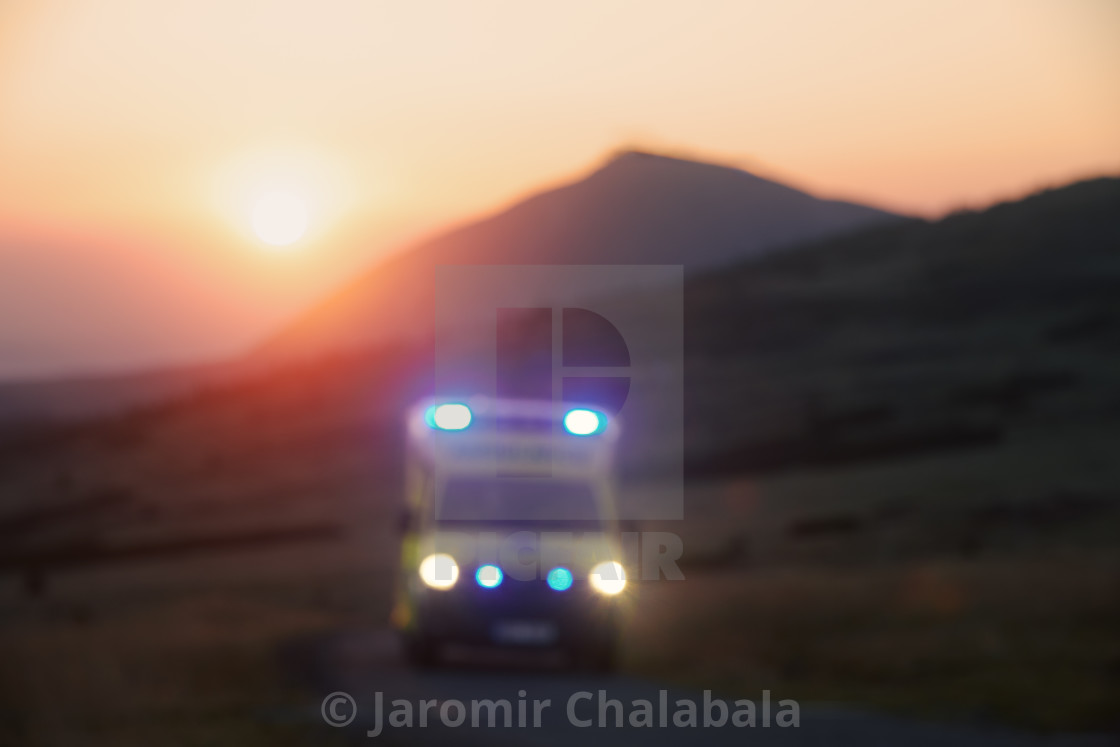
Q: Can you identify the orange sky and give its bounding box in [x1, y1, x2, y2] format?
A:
[1, 0, 1118, 379]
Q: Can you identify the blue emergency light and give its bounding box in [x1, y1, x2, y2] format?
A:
[426, 403, 472, 430]
[563, 408, 604, 436]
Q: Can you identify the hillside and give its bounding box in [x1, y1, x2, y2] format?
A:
[258, 150, 897, 363]
[1, 176, 1118, 731]
[680, 176, 1120, 470]
[4, 176, 1117, 520]
[0, 151, 897, 424]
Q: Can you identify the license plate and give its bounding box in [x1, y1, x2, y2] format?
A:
[492, 620, 557, 645]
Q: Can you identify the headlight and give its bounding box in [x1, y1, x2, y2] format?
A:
[418, 553, 459, 589]
[588, 561, 626, 595]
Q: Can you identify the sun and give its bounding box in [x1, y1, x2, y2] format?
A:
[252, 190, 308, 246]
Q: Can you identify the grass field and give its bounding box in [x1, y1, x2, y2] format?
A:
[1, 440, 1116, 742]
[0, 545, 382, 747]
[627, 553, 1120, 732]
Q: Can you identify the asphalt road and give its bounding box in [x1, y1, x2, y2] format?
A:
[284, 629, 1112, 746]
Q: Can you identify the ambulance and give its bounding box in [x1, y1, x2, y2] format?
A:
[391, 397, 629, 670]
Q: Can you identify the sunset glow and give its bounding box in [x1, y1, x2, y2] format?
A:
[0, 0, 1117, 377]
[252, 191, 308, 247]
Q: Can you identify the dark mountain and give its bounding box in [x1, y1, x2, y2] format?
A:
[0, 151, 896, 424]
[258, 150, 898, 362]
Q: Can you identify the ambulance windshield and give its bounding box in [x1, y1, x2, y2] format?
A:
[435, 476, 605, 526]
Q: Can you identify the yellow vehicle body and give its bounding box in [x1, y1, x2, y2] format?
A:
[391, 398, 630, 669]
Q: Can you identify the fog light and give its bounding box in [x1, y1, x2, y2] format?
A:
[475, 564, 503, 589]
[546, 567, 574, 592]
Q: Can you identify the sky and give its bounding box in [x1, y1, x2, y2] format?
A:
[1, 0, 1118, 379]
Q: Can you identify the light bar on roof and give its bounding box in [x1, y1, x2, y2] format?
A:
[427, 403, 472, 431]
[563, 408, 604, 436]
